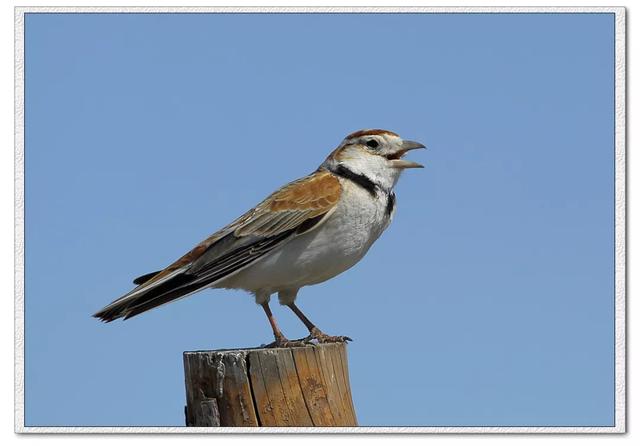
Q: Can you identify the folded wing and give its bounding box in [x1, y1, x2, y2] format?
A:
[93, 170, 341, 322]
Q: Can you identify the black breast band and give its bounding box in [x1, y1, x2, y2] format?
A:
[329, 164, 379, 197]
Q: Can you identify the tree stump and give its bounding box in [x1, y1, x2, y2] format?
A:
[183, 342, 357, 427]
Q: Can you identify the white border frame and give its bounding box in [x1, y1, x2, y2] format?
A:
[14, 6, 626, 434]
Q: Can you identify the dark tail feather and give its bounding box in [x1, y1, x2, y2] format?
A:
[118, 260, 255, 321]
[133, 271, 162, 285]
[94, 228, 302, 323]
[122, 282, 207, 320]
[93, 273, 196, 322]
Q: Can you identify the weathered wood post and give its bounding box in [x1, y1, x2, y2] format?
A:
[183, 342, 357, 427]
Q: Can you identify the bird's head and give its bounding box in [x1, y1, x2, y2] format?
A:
[322, 129, 426, 191]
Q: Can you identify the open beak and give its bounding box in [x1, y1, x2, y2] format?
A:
[387, 140, 426, 169]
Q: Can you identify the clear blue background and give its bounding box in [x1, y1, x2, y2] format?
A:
[24, 13, 615, 427]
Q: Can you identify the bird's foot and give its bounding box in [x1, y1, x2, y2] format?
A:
[309, 328, 352, 344]
[262, 335, 314, 349]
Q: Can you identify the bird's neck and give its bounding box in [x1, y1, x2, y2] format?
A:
[322, 148, 401, 193]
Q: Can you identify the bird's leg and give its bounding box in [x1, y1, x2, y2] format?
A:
[260, 302, 310, 348]
[261, 301, 288, 346]
[286, 303, 352, 344]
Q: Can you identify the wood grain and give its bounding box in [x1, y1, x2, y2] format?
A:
[184, 343, 357, 427]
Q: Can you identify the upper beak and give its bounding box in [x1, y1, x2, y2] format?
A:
[389, 139, 426, 169]
[401, 140, 426, 151]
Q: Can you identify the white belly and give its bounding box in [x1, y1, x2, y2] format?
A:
[217, 181, 393, 294]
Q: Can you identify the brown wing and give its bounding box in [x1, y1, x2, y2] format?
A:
[233, 170, 342, 237]
[138, 170, 342, 285]
[93, 170, 342, 322]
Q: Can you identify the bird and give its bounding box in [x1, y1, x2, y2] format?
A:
[93, 129, 425, 347]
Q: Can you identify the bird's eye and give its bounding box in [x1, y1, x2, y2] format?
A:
[366, 140, 379, 149]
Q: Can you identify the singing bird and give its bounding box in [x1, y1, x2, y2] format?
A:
[93, 129, 425, 347]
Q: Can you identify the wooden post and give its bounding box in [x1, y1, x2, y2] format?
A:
[183, 342, 357, 427]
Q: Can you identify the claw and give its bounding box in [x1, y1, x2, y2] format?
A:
[261, 331, 352, 348]
[262, 336, 313, 349]
[290, 334, 316, 345]
[309, 328, 352, 344]
[316, 335, 352, 344]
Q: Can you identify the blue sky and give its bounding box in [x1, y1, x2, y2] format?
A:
[24, 12, 615, 427]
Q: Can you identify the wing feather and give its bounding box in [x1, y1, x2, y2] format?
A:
[93, 170, 342, 322]
[234, 170, 341, 237]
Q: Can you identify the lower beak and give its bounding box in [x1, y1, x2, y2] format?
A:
[389, 139, 426, 169]
[390, 159, 424, 169]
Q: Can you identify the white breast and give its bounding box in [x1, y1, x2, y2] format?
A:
[218, 179, 393, 294]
